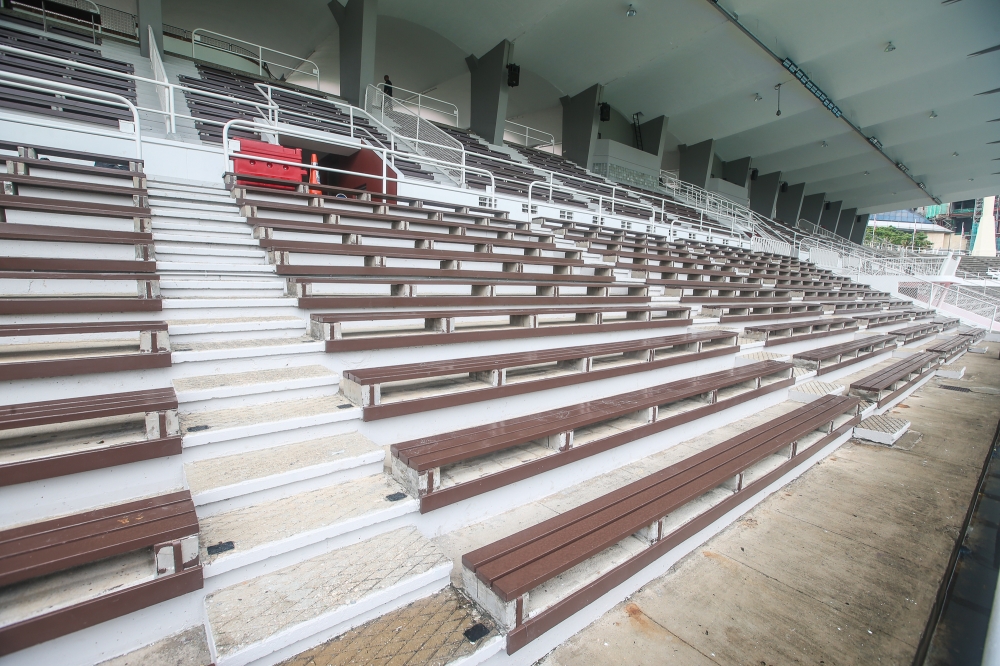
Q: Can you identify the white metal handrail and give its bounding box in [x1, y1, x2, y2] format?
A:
[222, 118, 495, 199]
[191, 28, 320, 90]
[147, 25, 172, 134]
[0, 70, 141, 158]
[365, 84, 466, 185]
[375, 83, 458, 125]
[504, 120, 555, 149]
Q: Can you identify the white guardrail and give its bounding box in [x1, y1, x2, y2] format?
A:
[191, 28, 320, 90]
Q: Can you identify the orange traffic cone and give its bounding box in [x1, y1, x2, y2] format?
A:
[309, 153, 321, 195]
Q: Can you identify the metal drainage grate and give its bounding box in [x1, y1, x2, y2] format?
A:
[939, 384, 972, 393]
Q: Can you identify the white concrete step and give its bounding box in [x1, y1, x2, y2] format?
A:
[171, 335, 322, 363]
[204, 526, 449, 666]
[155, 245, 265, 260]
[174, 364, 336, 408]
[180, 394, 358, 448]
[198, 473, 417, 579]
[168, 315, 301, 337]
[152, 208, 246, 223]
[147, 179, 229, 196]
[186, 431, 383, 514]
[150, 197, 240, 215]
[157, 261, 276, 274]
[153, 232, 259, 247]
[151, 219, 251, 236]
[147, 188, 235, 205]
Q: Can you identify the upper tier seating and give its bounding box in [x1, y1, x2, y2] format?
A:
[0, 492, 202, 657]
[179, 65, 432, 179]
[0, 25, 136, 127]
[390, 360, 795, 512]
[461, 395, 860, 653]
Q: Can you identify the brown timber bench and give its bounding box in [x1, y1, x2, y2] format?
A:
[0, 321, 171, 380]
[0, 387, 180, 485]
[680, 287, 795, 303]
[310, 304, 692, 351]
[825, 302, 885, 315]
[853, 311, 912, 329]
[461, 394, 860, 653]
[392, 360, 795, 512]
[1, 173, 148, 205]
[700, 301, 824, 322]
[0, 194, 151, 221]
[0, 223, 155, 260]
[792, 333, 898, 374]
[0, 491, 201, 656]
[932, 316, 960, 330]
[0, 267, 160, 314]
[892, 321, 942, 344]
[0, 143, 143, 179]
[924, 335, 973, 363]
[958, 326, 986, 344]
[848, 351, 942, 407]
[342, 330, 742, 420]
[743, 317, 859, 346]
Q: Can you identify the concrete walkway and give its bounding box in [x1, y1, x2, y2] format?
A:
[540, 343, 1000, 666]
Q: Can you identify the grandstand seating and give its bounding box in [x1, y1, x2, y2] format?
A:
[0, 23, 983, 665]
[0, 25, 136, 126]
[462, 394, 860, 653]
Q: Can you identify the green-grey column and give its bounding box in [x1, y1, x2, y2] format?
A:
[749, 171, 781, 218]
[559, 84, 602, 169]
[799, 193, 826, 226]
[466, 40, 513, 146]
[137, 0, 162, 57]
[775, 182, 805, 225]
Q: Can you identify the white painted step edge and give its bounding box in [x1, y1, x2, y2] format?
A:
[176, 372, 335, 403]
[169, 319, 304, 336]
[163, 298, 292, 308]
[204, 498, 419, 579]
[172, 340, 324, 363]
[191, 450, 383, 507]
[183, 402, 359, 447]
[211, 562, 450, 666]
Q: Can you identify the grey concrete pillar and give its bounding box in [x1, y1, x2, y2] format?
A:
[849, 214, 870, 245]
[722, 157, 752, 188]
[749, 171, 781, 219]
[137, 0, 162, 57]
[775, 182, 805, 225]
[465, 40, 513, 146]
[560, 84, 602, 169]
[329, 0, 378, 107]
[800, 193, 826, 226]
[638, 115, 668, 159]
[820, 200, 842, 232]
[835, 207, 857, 238]
[679, 139, 714, 189]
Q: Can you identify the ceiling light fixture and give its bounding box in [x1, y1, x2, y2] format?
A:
[864, 171, 870, 176]
[884, 42, 896, 52]
[774, 83, 782, 116]
[753, 93, 762, 102]
[929, 111, 938, 119]
[969, 178, 975, 181]
[953, 152, 959, 157]
[821, 141, 828, 148]
[626, 4, 637, 17]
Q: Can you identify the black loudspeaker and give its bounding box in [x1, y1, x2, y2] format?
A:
[824, 201, 831, 210]
[750, 168, 759, 181]
[506, 63, 520, 87]
[599, 102, 611, 122]
[780, 182, 788, 193]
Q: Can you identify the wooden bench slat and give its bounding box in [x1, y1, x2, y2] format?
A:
[0, 194, 150, 218]
[0, 387, 176, 430]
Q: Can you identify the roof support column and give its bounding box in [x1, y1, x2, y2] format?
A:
[835, 207, 857, 238]
[329, 0, 378, 107]
[799, 193, 826, 226]
[849, 214, 869, 245]
[137, 0, 162, 58]
[749, 171, 781, 219]
[820, 200, 842, 232]
[678, 139, 714, 189]
[774, 182, 805, 226]
[560, 84, 602, 169]
[466, 40, 514, 146]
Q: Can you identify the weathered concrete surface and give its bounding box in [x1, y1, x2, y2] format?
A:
[540, 343, 1000, 665]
